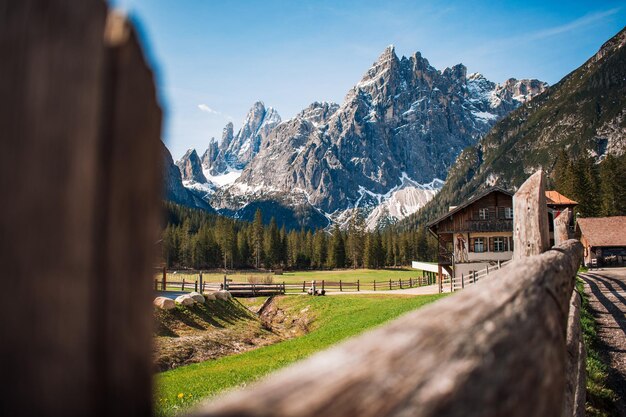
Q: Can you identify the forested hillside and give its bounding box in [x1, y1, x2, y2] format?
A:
[161, 202, 437, 270]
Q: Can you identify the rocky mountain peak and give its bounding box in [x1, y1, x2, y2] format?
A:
[496, 78, 548, 104]
[201, 101, 282, 176]
[221, 122, 234, 150]
[176, 148, 207, 184]
[297, 101, 340, 125]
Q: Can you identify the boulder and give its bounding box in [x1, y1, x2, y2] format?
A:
[175, 294, 195, 306]
[153, 296, 175, 310]
[188, 291, 205, 303]
[214, 290, 232, 301]
[204, 292, 217, 301]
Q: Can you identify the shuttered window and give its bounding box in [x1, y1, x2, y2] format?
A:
[474, 238, 485, 253]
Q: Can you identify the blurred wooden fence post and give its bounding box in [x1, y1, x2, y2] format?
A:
[0, 2, 161, 417]
[554, 208, 572, 246]
[513, 170, 550, 259]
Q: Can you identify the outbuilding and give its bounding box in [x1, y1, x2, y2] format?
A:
[576, 216, 626, 267]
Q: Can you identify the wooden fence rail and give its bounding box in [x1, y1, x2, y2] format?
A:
[157, 276, 435, 295]
[192, 239, 583, 417]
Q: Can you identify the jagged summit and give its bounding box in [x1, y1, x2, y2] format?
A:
[168, 45, 548, 228]
[211, 47, 547, 223]
[201, 101, 282, 176]
[176, 148, 207, 184]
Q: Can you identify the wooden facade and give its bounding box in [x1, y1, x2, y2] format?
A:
[428, 188, 514, 278]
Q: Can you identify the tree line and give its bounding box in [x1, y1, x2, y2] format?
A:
[161, 202, 438, 270]
[552, 151, 626, 218]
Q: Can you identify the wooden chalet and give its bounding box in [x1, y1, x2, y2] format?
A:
[427, 187, 514, 280]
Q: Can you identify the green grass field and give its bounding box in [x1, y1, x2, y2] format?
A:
[159, 268, 429, 286]
[154, 293, 443, 416]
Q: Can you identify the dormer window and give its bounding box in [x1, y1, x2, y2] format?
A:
[478, 208, 489, 220]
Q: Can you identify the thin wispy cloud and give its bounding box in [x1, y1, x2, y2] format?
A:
[468, 7, 621, 58]
[198, 104, 233, 120]
[524, 8, 620, 42]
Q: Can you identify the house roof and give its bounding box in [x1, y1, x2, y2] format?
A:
[545, 190, 578, 206]
[426, 186, 513, 228]
[577, 216, 626, 247]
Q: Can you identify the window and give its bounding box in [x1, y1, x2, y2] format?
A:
[474, 237, 485, 253]
[504, 207, 513, 219]
[478, 208, 489, 220]
[493, 237, 506, 252]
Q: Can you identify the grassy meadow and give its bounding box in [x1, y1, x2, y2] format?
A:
[154, 293, 444, 416]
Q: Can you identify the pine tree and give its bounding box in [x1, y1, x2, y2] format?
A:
[599, 154, 626, 216]
[329, 225, 346, 268]
[312, 230, 327, 268]
[363, 233, 376, 269]
[553, 149, 575, 199]
[346, 212, 365, 268]
[252, 209, 264, 268]
[374, 231, 385, 268]
[215, 218, 235, 270]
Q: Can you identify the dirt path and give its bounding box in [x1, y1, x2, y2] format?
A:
[581, 267, 626, 416]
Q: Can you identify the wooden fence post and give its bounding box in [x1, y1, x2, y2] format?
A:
[473, 270, 476, 284]
[154, 279, 158, 291]
[302, 281, 305, 292]
[0, 4, 162, 416]
[199, 272, 203, 293]
[339, 280, 343, 292]
[554, 208, 572, 246]
[389, 279, 392, 290]
[194, 281, 198, 292]
[513, 170, 550, 259]
[374, 280, 376, 291]
[357, 280, 360, 292]
[162, 266, 167, 291]
[182, 279, 185, 291]
[322, 280, 325, 292]
[461, 273, 464, 289]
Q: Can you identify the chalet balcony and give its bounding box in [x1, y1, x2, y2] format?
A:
[438, 219, 513, 233]
[466, 219, 513, 232]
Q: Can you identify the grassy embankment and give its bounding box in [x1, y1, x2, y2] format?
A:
[577, 278, 618, 416]
[155, 293, 444, 416]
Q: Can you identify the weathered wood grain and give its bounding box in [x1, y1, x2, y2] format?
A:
[193, 240, 583, 417]
[0, 3, 161, 417]
[513, 170, 550, 259]
[554, 208, 572, 247]
[562, 290, 586, 417]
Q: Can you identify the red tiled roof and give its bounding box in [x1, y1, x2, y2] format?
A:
[545, 190, 578, 206]
[577, 216, 626, 247]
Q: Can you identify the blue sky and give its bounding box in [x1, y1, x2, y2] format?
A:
[111, 0, 625, 159]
